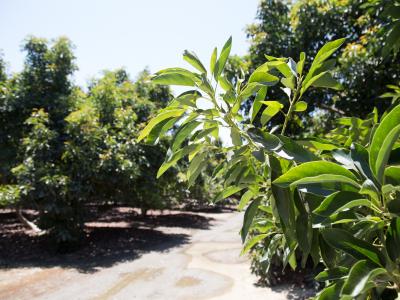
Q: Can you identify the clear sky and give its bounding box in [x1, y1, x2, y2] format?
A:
[0, 0, 260, 88]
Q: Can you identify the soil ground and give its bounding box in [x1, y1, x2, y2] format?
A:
[0, 207, 314, 299]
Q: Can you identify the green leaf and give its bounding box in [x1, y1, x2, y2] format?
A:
[210, 47, 217, 75]
[322, 228, 385, 267]
[341, 260, 386, 297]
[250, 87, 267, 123]
[157, 144, 202, 178]
[248, 72, 279, 86]
[313, 191, 369, 217]
[214, 185, 244, 203]
[138, 109, 186, 142]
[260, 101, 283, 125]
[319, 235, 338, 268]
[146, 117, 176, 144]
[275, 134, 320, 163]
[369, 105, 400, 183]
[231, 127, 242, 146]
[296, 214, 312, 255]
[386, 217, 400, 262]
[275, 61, 292, 78]
[152, 68, 197, 86]
[175, 90, 201, 107]
[311, 72, 343, 90]
[270, 156, 296, 242]
[297, 52, 306, 76]
[375, 125, 400, 183]
[313, 38, 346, 66]
[183, 50, 207, 73]
[273, 161, 358, 188]
[171, 120, 200, 151]
[385, 166, 400, 186]
[290, 174, 360, 192]
[214, 36, 232, 80]
[152, 72, 196, 86]
[359, 179, 380, 205]
[248, 128, 282, 151]
[238, 189, 256, 211]
[350, 143, 377, 184]
[187, 152, 208, 186]
[293, 101, 307, 112]
[315, 282, 344, 300]
[315, 267, 348, 282]
[238, 83, 263, 103]
[219, 76, 234, 91]
[281, 76, 296, 90]
[241, 233, 268, 255]
[241, 198, 261, 242]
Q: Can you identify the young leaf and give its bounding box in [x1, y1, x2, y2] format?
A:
[241, 233, 268, 255]
[214, 185, 244, 202]
[250, 87, 267, 123]
[238, 189, 256, 211]
[210, 47, 217, 74]
[157, 144, 202, 178]
[171, 120, 200, 151]
[183, 50, 207, 74]
[313, 38, 346, 66]
[248, 72, 279, 86]
[260, 102, 282, 125]
[294, 101, 307, 112]
[297, 52, 306, 76]
[152, 73, 196, 86]
[138, 109, 186, 142]
[214, 37, 232, 80]
[187, 152, 208, 186]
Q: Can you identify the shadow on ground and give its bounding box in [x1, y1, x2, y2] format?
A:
[0, 207, 215, 273]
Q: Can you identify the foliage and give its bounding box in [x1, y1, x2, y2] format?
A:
[246, 0, 400, 133]
[0, 37, 217, 246]
[140, 35, 400, 298]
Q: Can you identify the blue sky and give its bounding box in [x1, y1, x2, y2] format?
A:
[0, 0, 260, 88]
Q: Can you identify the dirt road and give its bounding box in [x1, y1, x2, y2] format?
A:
[0, 210, 303, 300]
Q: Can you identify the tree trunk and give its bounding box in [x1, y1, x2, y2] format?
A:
[16, 206, 45, 235]
[141, 207, 148, 217]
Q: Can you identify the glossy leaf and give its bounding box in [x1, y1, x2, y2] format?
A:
[273, 161, 358, 188]
[313, 191, 369, 217]
[369, 105, 400, 182]
[322, 228, 385, 266]
[341, 260, 386, 297]
[241, 198, 261, 242]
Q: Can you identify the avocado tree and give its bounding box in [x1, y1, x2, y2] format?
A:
[138, 36, 400, 299]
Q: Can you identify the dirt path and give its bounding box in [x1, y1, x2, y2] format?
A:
[0, 210, 302, 300]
